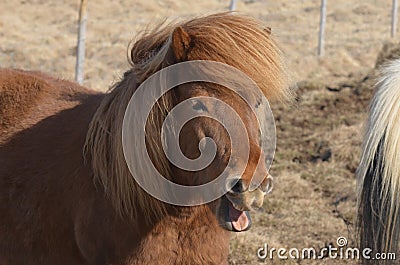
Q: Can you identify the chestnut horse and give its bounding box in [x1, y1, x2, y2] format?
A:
[357, 59, 400, 264]
[0, 13, 289, 265]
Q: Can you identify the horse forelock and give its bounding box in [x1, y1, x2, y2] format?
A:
[85, 12, 291, 223]
[130, 12, 292, 101]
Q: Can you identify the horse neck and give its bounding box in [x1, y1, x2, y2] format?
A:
[132, 203, 230, 265]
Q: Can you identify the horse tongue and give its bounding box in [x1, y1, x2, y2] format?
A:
[229, 203, 249, 232]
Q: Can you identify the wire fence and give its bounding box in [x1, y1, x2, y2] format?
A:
[73, 0, 399, 84]
[75, 0, 87, 85]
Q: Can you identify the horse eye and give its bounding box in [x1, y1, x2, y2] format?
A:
[192, 100, 208, 112]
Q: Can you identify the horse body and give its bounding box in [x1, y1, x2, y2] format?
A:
[0, 69, 230, 265]
[0, 13, 289, 264]
[357, 59, 400, 264]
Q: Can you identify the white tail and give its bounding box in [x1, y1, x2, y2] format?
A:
[357, 59, 400, 264]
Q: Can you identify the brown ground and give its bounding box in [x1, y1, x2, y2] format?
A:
[1, 0, 400, 264]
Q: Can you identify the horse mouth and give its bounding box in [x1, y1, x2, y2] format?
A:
[218, 196, 252, 232]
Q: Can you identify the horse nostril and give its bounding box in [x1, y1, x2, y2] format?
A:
[261, 176, 273, 194]
[227, 178, 246, 194]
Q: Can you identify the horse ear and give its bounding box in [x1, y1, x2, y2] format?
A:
[171, 26, 191, 61]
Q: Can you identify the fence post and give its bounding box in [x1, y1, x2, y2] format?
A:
[392, 0, 398, 38]
[229, 0, 237, 11]
[75, 0, 88, 85]
[318, 0, 327, 57]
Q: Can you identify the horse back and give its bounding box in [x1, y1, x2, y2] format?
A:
[0, 68, 96, 139]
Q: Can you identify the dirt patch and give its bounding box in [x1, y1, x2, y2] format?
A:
[228, 42, 400, 264]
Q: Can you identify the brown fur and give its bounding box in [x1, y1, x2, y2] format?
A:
[0, 13, 290, 265]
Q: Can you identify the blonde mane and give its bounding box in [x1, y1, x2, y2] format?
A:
[84, 12, 290, 222]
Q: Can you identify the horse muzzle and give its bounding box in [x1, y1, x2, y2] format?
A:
[218, 176, 273, 232]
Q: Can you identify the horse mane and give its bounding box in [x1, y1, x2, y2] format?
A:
[84, 12, 291, 222]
